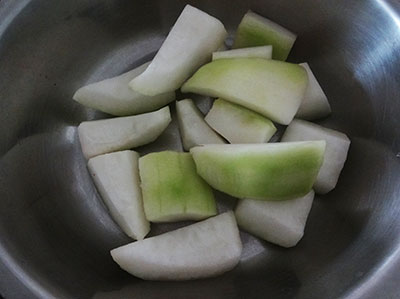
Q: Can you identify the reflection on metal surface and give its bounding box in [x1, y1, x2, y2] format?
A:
[0, 0, 30, 38]
[377, 0, 400, 28]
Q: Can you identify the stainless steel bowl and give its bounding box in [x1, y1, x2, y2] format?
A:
[1, 1, 400, 298]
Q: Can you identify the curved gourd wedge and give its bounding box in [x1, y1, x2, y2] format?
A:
[129, 5, 227, 96]
[73, 62, 175, 116]
[78, 106, 171, 159]
[181, 58, 308, 125]
[190, 142, 325, 200]
[110, 212, 242, 280]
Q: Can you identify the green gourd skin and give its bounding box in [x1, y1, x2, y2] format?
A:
[281, 119, 350, 194]
[205, 99, 276, 143]
[181, 58, 308, 125]
[233, 11, 296, 61]
[139, 151, 217, 222]
[191, 142, 326, 201]
[212, 45, 273, 60]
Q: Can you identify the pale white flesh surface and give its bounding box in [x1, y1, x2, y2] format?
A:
[212, 45, 272, 60]
[129, 5, 227, 96]
[110, 211, 242, 280]
[296, 63, 331, 120]
[72, 62, 175, 116]
[235, 191, 315, 248]
[88, 151, 150, 240]
[205, 98, 276, 143]
[78, 106, 171, 159]
[176, 99, 225, 151]
[281, 119, 350, 194]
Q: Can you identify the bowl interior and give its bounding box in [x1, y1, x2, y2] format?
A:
[0, 1, 400, 298]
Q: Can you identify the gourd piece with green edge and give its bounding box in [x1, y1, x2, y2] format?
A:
[73, 61, 175, 116]
[212, 45, 272, 60]
[281, 119, 350, 194]
[181, 58, 308, 125]
[110, 211, 242, 281]
[233, 10, 296, 61]
[138, 151, 217, 222]
[190, 141, 326, 201]
[205, 98, 276, 144]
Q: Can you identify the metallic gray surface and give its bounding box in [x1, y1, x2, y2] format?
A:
[0, 0, 399, 298]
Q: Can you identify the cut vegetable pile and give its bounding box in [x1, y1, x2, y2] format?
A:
[73, 4, 351, 281]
